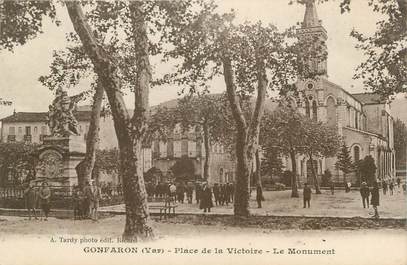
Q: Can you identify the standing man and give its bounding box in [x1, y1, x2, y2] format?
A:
[176, 182, 185, 203]
[195, 183, 202, 204]
[24, 181, 38, 220]
[330, 182, 335, 195]
[389, 181, 394, 195]
[38, 181, 51, 221]
[225, 183, 231, 206]
[186, 182, 193, 203]
[169, 182, 177, 201]
[199, 182, 213, 213]
[303, 183, 312, 208]
[382, 180, 388, 195]
[89, 180, 101, 221]
[213, 183, 220, 206]
[396, 177, 401, 189]
[360, 182, 370, 208]
[83, 181, 92, 219]
[370, 181, 380, 219]
[230, 183, 235, 202]
[256, 184, 263, 208]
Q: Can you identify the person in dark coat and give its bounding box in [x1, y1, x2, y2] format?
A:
[219, 184, 228, 205]
[329, 181, 335, 195]
[73, 185, 84, 220]
[186, 183, 193, 204]
[256, 184, 263, 208]
[370, 181, 380, 219]
[176, 182, 185, 203]
[303, 183, 312, 208]
[382, 180, 388, 195]
[83, 181, 92, 218]
[199, 183, 213, 213]
[225, 183, 232, 204]
[195, 183, 202, 204]
[24, 181, 38, 220]
[389, 181, 394, 195]
[360, 182, 370, 208]
[230, 183, 235, 202]
[38, 181, 51, 221]
[213, 183, 220, 206]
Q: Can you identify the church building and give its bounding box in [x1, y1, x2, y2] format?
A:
[284, 0, 396, 185]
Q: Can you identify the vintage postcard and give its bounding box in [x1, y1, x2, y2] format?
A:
[0, 0, 406, 264]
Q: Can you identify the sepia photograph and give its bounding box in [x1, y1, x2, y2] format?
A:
[0, 0, 406, 264]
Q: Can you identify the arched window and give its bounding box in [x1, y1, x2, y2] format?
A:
[354, 146, 360, 162]
[326, 97, 336, 127]
[312, 100, 318, 121]
[305, 100, 310, 118]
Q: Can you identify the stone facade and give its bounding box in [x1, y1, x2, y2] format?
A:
[151, 136, 235, 185]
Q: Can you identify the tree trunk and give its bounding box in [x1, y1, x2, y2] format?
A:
[66, 2, 154, 240]
[76, 81, 104, 188]
[289, 149, 299, 197]
[255, 147, 261, 186]
[223, 56, 250, 217]
[202, 122, 210, 180]
[249, 50, 267, 188]
[308, 152, 321, 194]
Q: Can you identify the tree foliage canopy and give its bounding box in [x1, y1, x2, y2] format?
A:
[0, 1, 59, 51]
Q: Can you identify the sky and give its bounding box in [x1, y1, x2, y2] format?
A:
[0, 0, 384, 119]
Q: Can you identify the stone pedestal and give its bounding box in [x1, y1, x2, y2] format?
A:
[34, 135, 85, 193]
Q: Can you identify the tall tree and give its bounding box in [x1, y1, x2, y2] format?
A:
[260, 145, 284, 183]
[64, 1, 153, 240]
[335, 143, 354, 184]
[302, 118, 341, 194]
[64, 0, 201, 239]
[260, 106, 306, 198]
[175, 94, 230, 180]
[355, 155, 377, 185]
[163, 6, 315, 215]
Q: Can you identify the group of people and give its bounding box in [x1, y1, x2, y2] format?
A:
[73, 180, 101, 221]
[23, 181, 51, 220]
[212, 183, 235, 206]
[145, 181, 236, 213]
[382, 177, 403, 195]
[24, 179, 102, 221]
[358, 181, 382, 218]
[358, 177, 404, 219]
[303, 180, 383, 218]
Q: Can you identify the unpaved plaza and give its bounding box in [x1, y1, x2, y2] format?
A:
[101, 189, 407, 219]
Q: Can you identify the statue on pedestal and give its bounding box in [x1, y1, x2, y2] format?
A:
[47, 88, 84, 137]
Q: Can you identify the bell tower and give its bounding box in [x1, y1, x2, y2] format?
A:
[297, 0, 328, 76]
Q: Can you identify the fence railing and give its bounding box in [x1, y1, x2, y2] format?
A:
[0, 185, 123, 200]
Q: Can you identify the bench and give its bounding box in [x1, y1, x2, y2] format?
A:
[147, 196, 178, 220]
